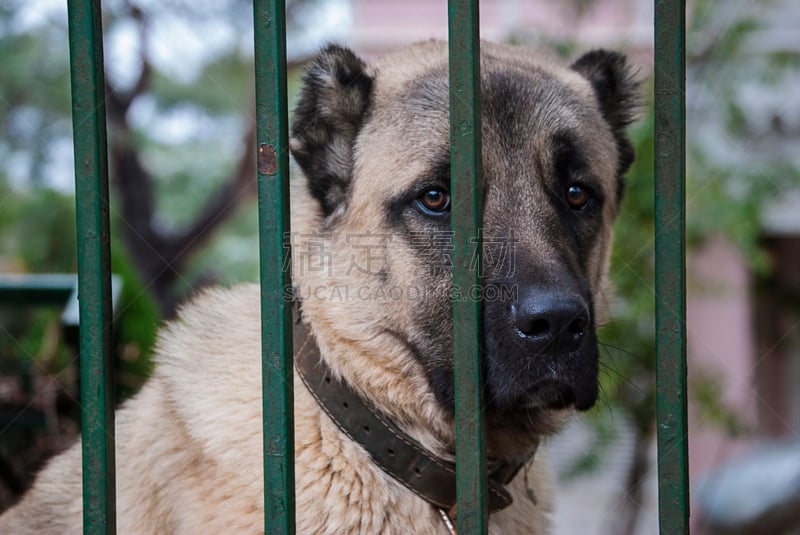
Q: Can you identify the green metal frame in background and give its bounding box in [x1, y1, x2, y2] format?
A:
[654, 0, 690, 533]
[66, 0, 116, 532]
[62, 0, 688, 533]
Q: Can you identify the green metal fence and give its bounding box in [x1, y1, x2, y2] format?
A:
[654, 0, 689, 533]
[448, 2, 487, 533]
[252, 1, 295, 532]
[64, 0, 688, 533]
[67, 0, 116, 531]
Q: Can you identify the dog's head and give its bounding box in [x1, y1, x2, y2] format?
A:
[289, 41, 637, 456]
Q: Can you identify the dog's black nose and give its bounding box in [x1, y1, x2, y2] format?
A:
[511, 287, 589, 353]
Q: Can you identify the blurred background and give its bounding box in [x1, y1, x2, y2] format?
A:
[1, 0, 799, 533]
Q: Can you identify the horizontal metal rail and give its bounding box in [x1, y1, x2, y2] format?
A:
[0, 274, 77, 305]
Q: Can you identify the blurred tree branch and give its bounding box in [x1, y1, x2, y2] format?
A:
[100, 1, 306, 315]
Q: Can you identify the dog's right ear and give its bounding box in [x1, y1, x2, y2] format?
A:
[290, 45, 374, 218]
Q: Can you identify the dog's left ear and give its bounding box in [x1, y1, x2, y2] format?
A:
[290, 45, 374, 218]
[571, 50, 639, 177]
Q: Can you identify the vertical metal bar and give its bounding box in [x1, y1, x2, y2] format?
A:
[66, 0, 116, 532]
[448, 1, 487, 533]
[654, 0, 689, 532]
[252, 1, 294, 533]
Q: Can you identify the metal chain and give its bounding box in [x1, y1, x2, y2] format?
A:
[437, 508, 457, 535]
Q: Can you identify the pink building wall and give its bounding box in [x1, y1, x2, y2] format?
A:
[348, 0, 653, 59]
[688, 235, 758, 473]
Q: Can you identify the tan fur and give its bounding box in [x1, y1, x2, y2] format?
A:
[291, 40, 621, 457]
[0, 286, 551, 534]
[1, 40, 636, 533]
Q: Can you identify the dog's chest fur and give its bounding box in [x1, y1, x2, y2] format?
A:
[292, 359, 553, 535]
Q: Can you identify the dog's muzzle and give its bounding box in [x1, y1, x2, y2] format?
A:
[483, 281, 600, 412]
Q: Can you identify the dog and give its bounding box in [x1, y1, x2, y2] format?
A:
[0, 40, 637, 533]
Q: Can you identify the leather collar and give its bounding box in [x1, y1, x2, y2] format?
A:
[293, 319, 536, 516]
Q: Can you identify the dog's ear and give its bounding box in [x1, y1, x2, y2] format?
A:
[290, 45, 374, 217]
[571, 50, 639, 178]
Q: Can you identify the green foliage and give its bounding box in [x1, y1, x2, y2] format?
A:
[0, 22, 71, 116]
[690, 369, 751, 437]
[149, 54, 253, 114]
[0, 182, 160, 398]
[559, 411, 620, 482]
[0, 14, 72, 191]
[0, 176, 75, 378]
[0, 2, 264, 396]
[0, 189, 76, 271]
[597, 106, 656, 428]
[182, 202, 261, 288]
[686, 0, 800, 273]
[572, 1, 800, 483]
[109, 236, 161, 397]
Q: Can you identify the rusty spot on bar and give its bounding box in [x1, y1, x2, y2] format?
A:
[258, 144, 278, 175]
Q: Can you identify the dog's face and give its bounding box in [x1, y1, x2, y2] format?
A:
[290, 41, 636, 453]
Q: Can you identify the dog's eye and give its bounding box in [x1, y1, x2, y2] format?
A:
[416, 188, 451, 216]
[565, 184, 591, 210]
